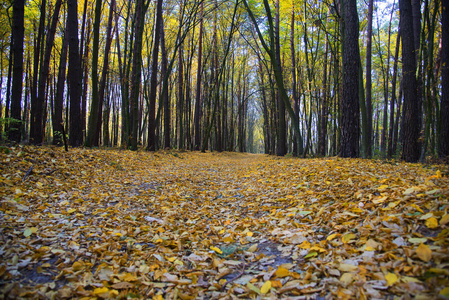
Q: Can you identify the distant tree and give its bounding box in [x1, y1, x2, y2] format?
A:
[340, 0, 360, 157]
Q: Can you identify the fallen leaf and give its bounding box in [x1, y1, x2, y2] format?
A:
[385, 272, 398, 286]
[260, 280, 271, 294]
[416, 243, 432, 262]
[425, 217, 438, 229]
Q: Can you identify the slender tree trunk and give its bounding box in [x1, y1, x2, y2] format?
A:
[275, 0, 286, 156]
[85, 0, 103, 147]
[365, 0, 374, 157]
[81, 18, 91, 141]
[291, 3, 301, 156]
[340, 0, 360, 157]
[161, 16, 170, 149]
[53, 27, 68, 146]
[29, 0, 46, 144]
[440, 0, 449, 157]
[147, 0, 162, 151]
[33, 0, 62, 144]
[194, 3, 204, 151]
[412, 0, 423, 144]
[388, 28, 401, 157]
[177, 7, 185, 150]
[319, 36, 329, 157]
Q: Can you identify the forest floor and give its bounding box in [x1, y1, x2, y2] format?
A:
[0, 146, 448, 299]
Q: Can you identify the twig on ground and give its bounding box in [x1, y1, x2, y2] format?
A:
[220, 261, 246, 292]
[22, 165, 34, 182]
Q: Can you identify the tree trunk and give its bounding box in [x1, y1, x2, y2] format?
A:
[439, 0, 449, 157]
[52, 27, 68, 146]
[161, 15, 170, 149]
[365, 0, 374, 157]
[319, 36, 329, 157]
[29, 0, 46, 144]
[194, 3, 203, 151]
[67, 0, 83, 147]
[9, 0, 25, 143]
[85, 0, 103, 147]
[388, 28, 401, 157]
[275, 0, 286, 156]
[400, 0, 420, 162]
[146, 0, 162, 151]
[177, 8, 185, 150]
[340, 0, 360, 157]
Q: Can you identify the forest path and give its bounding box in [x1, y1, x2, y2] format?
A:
[1, 147, 448, 299]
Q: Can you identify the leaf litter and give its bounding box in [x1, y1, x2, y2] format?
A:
[0, 146, 448, 299]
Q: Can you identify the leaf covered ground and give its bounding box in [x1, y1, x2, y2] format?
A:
[1, 146, 449, 299]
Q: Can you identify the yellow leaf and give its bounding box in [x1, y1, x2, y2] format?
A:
[385, 272, 398, 286]
[210, 246, 223, 254]
[425, 217, 438, 229]
[298, 240, 311, 249]
[246, 231, 253, 237]
[440, 215, 449, 226]
[118, 273, 138, 282]
[275, 267, 290, 278]
[416, 243, 432, 262]
[67, 208, 76, 214]
[260, 280, 271, 294]
[223, 236, 235, 243]
[439, 287, 449, 298]
[342, 233, 356, 243]
[72, 261, 84, 271]
[429, 268, 449, 276]
[411, 204, 424, 213]
[153, 295, 164, 300]
[377, 185, 388, 191]
[93, 287, 109, 295]
[327, 233, 338, 241]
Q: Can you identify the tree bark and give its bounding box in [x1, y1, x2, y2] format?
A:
[194, 3, 204, 151]
[146, 0, 162, 151]
[400, 0, 420, 162]
[161, 15, 170, 149]
[388, 28, 401, 157]
[67, 0, 83, 147]
[29, 0, 46, 144]
[440, 0, 449, 157]
[340, 0, 360, 157]
[9, 0, 25, 143]
[52, 27, 68, 146]
[365, 0, 374, 157]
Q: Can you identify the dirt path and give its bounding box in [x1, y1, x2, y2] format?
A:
[1, 147, 448, 299]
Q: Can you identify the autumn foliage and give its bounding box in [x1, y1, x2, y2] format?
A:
[1, 146, 448, 298]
